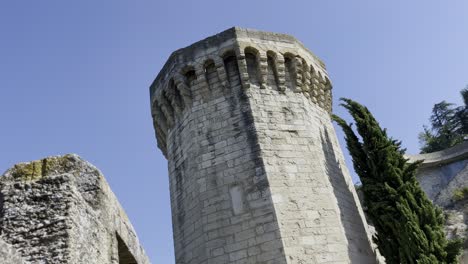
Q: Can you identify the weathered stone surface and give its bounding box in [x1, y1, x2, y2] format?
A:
[0, 154, 150, 264]
[407, 142, 468, 263]
[408, 142, 468, 207]
[151, 27, 379, 263]
[0, 237, 26, 264]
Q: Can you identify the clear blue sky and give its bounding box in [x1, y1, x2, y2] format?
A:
[1, 1, 467, 263]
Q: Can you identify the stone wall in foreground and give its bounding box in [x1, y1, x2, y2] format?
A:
[0, 154, 150, 264]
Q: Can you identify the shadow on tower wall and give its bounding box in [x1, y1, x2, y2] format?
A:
[320, 128, 375, 262]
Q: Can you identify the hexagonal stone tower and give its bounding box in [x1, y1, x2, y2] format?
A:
[150, 27, 378, 264]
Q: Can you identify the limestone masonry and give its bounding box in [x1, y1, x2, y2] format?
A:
[0, 154, 150, 264]
[150, 27, 379, 263]
[2, 27, 465, 264]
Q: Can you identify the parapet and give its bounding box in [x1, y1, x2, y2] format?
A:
[407, 141, 468, 169]
[0, 154, 150, 264]
[150, 27, 333, 156]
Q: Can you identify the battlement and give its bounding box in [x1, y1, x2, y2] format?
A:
[150, 27, 332, 156]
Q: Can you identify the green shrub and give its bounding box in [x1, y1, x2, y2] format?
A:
[452, 187, 468, 201]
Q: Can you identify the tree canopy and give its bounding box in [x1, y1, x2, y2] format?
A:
[419, 88, 468, 153]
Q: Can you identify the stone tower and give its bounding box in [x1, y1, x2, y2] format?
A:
[150, 27, 377, 264]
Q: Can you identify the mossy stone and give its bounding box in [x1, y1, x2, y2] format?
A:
[11, 155, 74, 182]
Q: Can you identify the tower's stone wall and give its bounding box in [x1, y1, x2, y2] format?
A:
[151, 27, 378, 263]
[248, 77, 375, 263]
[0, 155, 150, 264]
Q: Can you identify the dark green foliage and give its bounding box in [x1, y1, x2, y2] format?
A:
[419, 88, 468, 153]
[333, 98, 463, 264]
[456, 88, 468, 136]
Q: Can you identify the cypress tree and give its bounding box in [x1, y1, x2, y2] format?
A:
[332, 98, 463, 264]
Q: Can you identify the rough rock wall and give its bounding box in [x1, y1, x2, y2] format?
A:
[151, 27, 378, 264]
[407, 142, 468, 263]
[0, 154, 150, 264]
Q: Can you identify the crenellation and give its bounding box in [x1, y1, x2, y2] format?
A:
[150, 36, 334, 156]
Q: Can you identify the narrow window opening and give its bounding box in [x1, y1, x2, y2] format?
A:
[204, 60, 217, 89]
[169, 79, 184, 112]
[266, 54, 279, 90]
[245, 52, 260, 86]
[284, 56, 295, 91]
[161, 92, 175, 120]
[223, 55, 241, 87]
[154, 103, 168, 133]
[184, 70, 196, 88]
